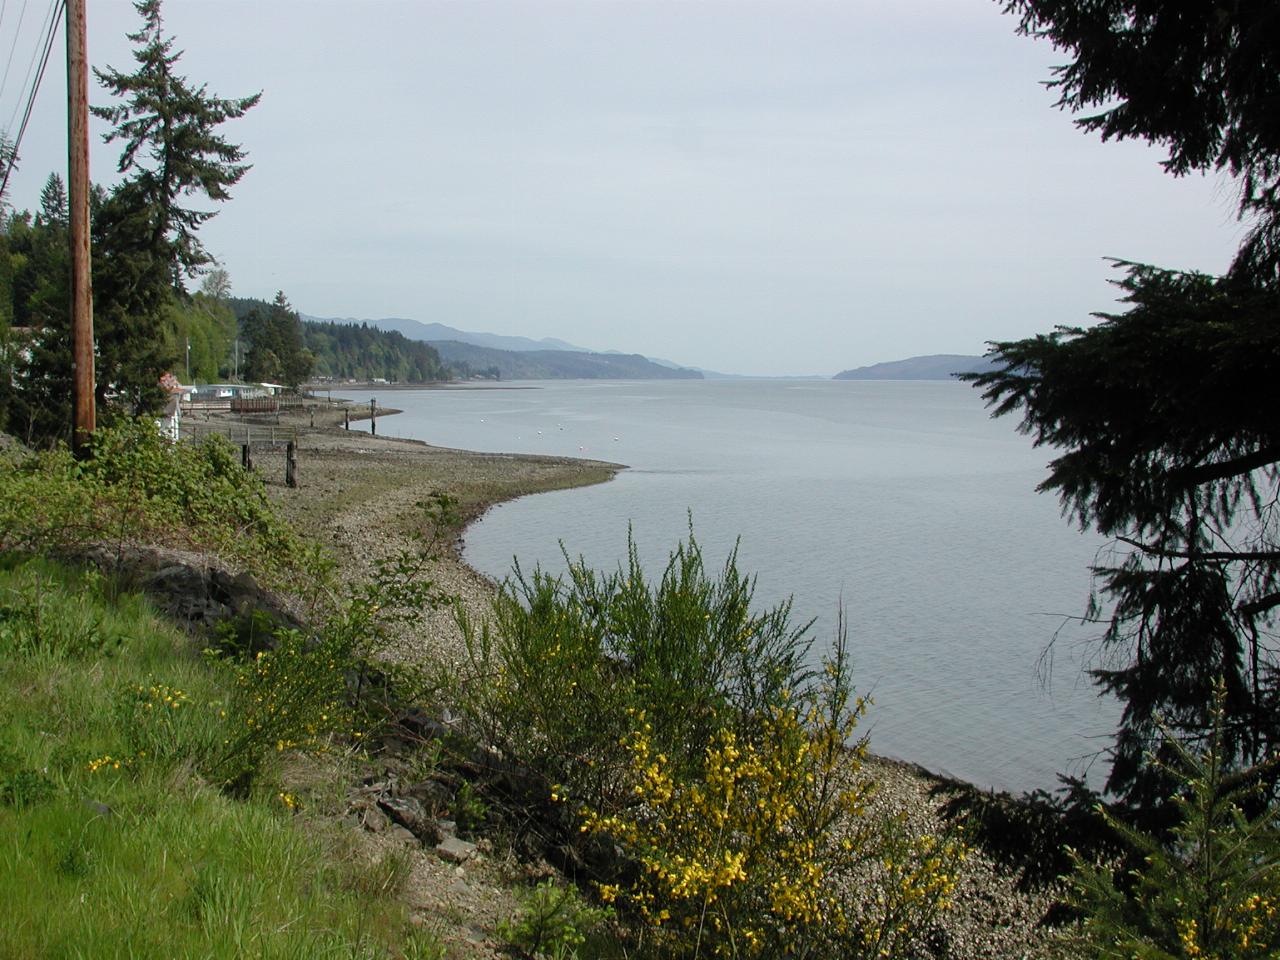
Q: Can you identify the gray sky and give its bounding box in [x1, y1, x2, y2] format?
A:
[2, 0, 1245, 376]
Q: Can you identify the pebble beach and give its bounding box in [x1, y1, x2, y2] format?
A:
[187, 399, 1073, 959]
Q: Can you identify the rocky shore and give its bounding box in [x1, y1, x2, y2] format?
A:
[187, 402, 1071, 959]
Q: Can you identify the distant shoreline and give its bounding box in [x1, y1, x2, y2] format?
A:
[303, 380, 539, 393]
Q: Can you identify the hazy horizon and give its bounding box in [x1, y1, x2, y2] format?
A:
[2, 0, 1245, 376]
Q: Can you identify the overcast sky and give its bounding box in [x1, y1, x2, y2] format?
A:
[1, 0, 1245, 376]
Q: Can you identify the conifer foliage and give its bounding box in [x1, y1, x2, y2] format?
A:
[93, 0, 260, 283]
[1001, 0, 1280, 282]
[0, 0, 256, 439]
[88, 0, 259, 416]
[970, 2, 1280, 813]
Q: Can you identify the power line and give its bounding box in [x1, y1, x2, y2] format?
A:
[0, 0, 63, 200]
[4, 0, 57, 133]
[0, 0, 35, 115]
[0, 1, 11, 57]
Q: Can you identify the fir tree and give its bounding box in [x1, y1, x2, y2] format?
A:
[243, 292, 313, 390]
[971, 2, 1280, 817]
[90, 0, 259, 416]
[92, 0, 260, 284]
[1000, 0, 1280, 282]
[36, 173, 67, 229]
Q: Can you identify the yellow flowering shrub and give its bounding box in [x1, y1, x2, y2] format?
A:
[584, 640, 964, 959]
[457, 531, 966, 957]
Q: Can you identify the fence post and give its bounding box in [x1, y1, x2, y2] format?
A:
[286, 440, 298, 488]
[370, 398, 377, 436]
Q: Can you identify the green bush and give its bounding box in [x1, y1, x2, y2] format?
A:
[0, 419, 331, 588]
[207, 496, 459, 792]
[453, 531, 965, 958]
[498, 879, 612, 959]
[1070, 684, 1280, 958]
[455, 530, 816, 816]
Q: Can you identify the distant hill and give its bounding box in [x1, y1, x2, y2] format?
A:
[304, 316, 590, 354]
[833, 354, 997, 380]
[232, 300, 451, 383]
[429, 340, 702, 380]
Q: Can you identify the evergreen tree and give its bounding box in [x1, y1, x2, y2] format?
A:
[37, 174, 67, 229]
[6, 194, 73, 444]
[89, 0, 259, 416]
[243, 292, 312, 390]
[1000, 1, 1280, 281]
[970, 2, 1280, 816]
[93, 0, 260, 284]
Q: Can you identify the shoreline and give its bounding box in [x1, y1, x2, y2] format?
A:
[217, 403, 1017, 789]
[195, 401, 1067, 958]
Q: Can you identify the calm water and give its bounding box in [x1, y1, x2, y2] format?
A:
[347, 379, 1117, 794]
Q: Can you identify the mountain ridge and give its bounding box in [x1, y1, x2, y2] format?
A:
[833, 354, 996, 381]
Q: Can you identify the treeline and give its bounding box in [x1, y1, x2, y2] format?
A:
[430, 338, 702, 380]
[304, 320, 448, 383]
[228, 298, 451, 384]
[0, 174, 241, 445]
[0, 0, 258, 448]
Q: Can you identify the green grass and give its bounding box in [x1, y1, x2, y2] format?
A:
[0, 556, 440, 960]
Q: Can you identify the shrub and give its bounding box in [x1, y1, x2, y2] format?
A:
[1069, 684, 1280, 959]
[498, 879, 612, 959]
[455, 530, 817, 817]
[0, 419, 331, 588]
[454, 531, 965, 958]
[207, 495, 459, 791]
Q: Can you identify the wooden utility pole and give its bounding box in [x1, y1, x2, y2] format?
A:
[67, 0, 95, 456]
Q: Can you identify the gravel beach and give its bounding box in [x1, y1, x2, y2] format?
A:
[190, 402, 1073, 959]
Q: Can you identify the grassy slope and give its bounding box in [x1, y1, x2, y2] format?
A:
[0, 557, 439, 960]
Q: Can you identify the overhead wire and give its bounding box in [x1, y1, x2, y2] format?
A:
[0, 0, 64, 201]
[0, 0, 32, 111]
[0, 1, 10, 76]
[5, 0, 59, 134]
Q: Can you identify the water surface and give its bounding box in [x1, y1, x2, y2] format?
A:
[347, 379, 1116, 793]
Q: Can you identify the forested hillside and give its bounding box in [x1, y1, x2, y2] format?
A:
[0, 175, 240, 444]
[230, 298, 450, 384]
[305, 319, 448, 383]
[429, 339, 702, 380]
[834, 354, 997, 380]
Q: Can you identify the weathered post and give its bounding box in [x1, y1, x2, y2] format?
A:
[370, 398, 377, 436]
[309, 406, 315, 428]
[344, 407, 350, 430]
[286, 440, 298, 488]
